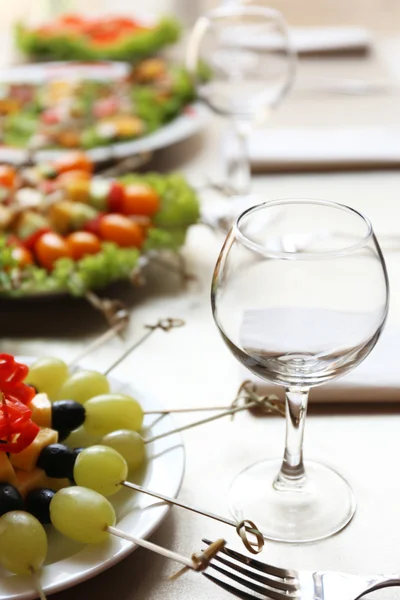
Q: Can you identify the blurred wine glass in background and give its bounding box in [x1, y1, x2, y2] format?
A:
[186, 4, 296, 194]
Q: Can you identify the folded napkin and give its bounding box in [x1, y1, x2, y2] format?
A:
[242, 323, 400, 403]
[285, 27, 372, 55]
[246, 127, 400, 172]
[221, 26, 372, 55]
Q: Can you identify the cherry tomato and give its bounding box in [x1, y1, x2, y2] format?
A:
[121, 183, 160, 217]
[67, 231, 101, 260]
[34, 232, 72, 271]
[84, 214, 104, 237]
[53, 151, 93, 175]
[11, 246, 34, 268]
[0, 165, 17, 189]
[23, 228, 52, 251]
[99, 214, 145, 248]
[107, 181, 125, 212]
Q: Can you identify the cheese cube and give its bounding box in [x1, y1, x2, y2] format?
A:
[0, 452, 18, 487]
[15, 467, 48, 498]
[10, 428, 58, 472]
[27, 393, 52, 428]
[46, 477, 70, 492]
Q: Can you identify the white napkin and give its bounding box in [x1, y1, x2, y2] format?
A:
[279, 27, 372, 55]
[221, 26, 372, 55]
[241, 322, 400, 403]
[246, 127, 400, 171]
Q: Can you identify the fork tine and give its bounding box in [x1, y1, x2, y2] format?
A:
[203, 572, 274, 600]
[202, 539, 298, 580]
[208, 562, 291, 600]
[211, 554, 298, 594]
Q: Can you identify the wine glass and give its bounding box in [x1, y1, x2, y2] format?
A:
[186, 5, 296, 195]
[211, 199, 389, 543]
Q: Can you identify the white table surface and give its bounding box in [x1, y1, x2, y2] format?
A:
[1, 17, 400, 600]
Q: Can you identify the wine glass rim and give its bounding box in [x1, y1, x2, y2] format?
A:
[233, 198, 374, 260]
[203, 5, 284, 21]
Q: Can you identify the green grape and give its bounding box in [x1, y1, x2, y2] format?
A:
[25, 357, 69, 400]
[0, 511, 47, 575]
[84, 393, 144, 437]
[101, 430, 146, 472]
[74, 445, 128, 497]
[63, 425, 100, 449]
[58, 370, 110, 404]
[50, 486, 116, 544]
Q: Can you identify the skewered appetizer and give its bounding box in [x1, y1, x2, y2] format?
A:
[0, 57, 194, 151]
[0, 355, 149, 588]
[0, 354, 146, 520]
[0, 152, 199, 296]
[15, 13, 180, 62]
[0, 354, 225, 588]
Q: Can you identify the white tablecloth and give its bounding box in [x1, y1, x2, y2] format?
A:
[1, 17, 400, 600]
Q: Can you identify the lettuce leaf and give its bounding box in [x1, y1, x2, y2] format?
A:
[15, 18, 180, 62]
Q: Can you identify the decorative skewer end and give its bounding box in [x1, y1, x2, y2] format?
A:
[169, 538, 226, 581]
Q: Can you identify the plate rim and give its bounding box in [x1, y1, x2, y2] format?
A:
[0, 357, 186, 600]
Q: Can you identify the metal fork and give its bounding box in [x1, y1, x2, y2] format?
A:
[202, 539, 400, 600]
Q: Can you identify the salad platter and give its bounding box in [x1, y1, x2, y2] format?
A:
[0, 151, 199, 298]
[0, 60, 207, 164]
[0, 354, 185, 600]
[15, 13, 180, 63]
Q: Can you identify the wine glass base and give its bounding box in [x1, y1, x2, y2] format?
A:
[228, 459, 356, 543]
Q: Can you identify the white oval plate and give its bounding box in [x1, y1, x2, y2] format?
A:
[0, 62, 209, 165]
[0, 358, 185, 600]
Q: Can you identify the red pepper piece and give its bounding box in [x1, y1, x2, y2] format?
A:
[0, 355, 16, 381]
[0, 421, 40, 453]
[4, 383, 35, 406]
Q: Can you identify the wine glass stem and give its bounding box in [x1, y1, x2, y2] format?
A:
[275, 387, 309, 487]
[226, 121, 251, 195]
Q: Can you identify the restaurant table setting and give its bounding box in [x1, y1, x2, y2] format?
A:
[1, 1, 400, 600]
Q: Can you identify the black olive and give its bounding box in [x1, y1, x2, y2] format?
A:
[52, 400, 86, 435]
[37, 444, 77, 479]
[0, 483, 24, 516]
[25, 488, 55, 525]
[57, 429, 71, 443]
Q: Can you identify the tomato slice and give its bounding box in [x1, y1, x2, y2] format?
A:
[57, 14, 86, 27]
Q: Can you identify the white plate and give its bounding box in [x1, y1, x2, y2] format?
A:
[0, 358, 186, 600]
[0, 62, 209, 164]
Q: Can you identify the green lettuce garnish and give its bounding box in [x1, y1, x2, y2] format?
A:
[0, 172, 200, 297]
[15, 17, 180, 62]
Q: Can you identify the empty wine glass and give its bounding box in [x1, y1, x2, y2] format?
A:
[212, 199, 389, 543]
[186, 5, 296, 195]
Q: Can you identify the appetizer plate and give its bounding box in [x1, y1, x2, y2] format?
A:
[0, 358, 186, 600]
[0, 62, 208, 165]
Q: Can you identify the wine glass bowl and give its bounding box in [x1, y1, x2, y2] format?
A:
[186, 5, 296, 194]
[212, 199, 389, 542]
